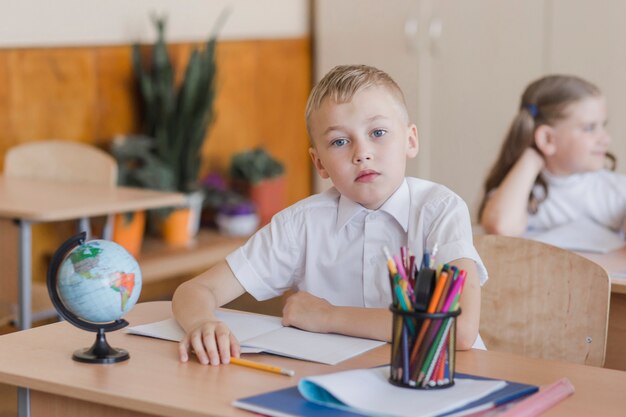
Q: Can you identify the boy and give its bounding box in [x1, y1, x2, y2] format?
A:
[173, 65, 486, 365]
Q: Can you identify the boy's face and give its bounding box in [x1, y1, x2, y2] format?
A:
[308, 85, 418, 210]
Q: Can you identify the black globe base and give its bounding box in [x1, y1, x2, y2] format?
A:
[72, 328, 130, 364]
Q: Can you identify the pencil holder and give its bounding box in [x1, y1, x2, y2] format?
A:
[389, 306, 461, 389]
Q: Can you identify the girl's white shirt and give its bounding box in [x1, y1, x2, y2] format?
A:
[528, 169, 626, 233]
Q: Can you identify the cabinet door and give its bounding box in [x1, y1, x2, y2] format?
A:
[548, 0, 626, 173]
[426, 0, 544, 216]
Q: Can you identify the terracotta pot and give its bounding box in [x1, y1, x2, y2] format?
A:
[161, 207, 193, 247]
[112, 211, 146, 258]
[250, 176, 286, 226]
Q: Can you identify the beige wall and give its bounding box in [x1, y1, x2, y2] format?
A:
[0, 0, 310, 47]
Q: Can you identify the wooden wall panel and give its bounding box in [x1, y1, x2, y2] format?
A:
[94, 46, 140, 144]
[0, 53, 12, 163]
[204, 39, 312, 204]
[6, 48, 98, 143]
[0, 38, 312, 201]
[0, 37, 312, 284]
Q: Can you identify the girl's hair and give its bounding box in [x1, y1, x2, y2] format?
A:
[305, 64, 409, 138]
[478, 74, 615, 219]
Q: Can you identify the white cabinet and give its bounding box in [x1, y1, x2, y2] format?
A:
[314, 0, 626, 219]
[548, 0, 626, 169]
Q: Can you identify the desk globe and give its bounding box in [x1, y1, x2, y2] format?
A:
[47, 232, 142, 363]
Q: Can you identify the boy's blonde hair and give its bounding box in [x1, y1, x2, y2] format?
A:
[305, 65, 409, 138]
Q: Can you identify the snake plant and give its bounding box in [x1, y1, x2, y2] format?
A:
[129, 11, 229, 193]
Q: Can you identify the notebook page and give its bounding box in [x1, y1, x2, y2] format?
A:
[243, 326, 386, 365]
[299, 367, 506, 417]
[126, 310, 283, 343]
[526, 218, 624, 253]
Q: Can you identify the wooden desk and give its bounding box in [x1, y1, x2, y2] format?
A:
[1, 302, 626, 417]
[576, 248, 626, 371]
[0, 175, 185, 330]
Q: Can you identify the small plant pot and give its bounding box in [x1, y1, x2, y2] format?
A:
[161, 207, 193, 247]
[215, 213, 259, 237]
[112, 211, 146, 258]
[250, 176, 286, 226]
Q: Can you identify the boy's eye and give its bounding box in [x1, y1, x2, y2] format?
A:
[582, 123, 597, 133]
[372, 129, 386, 138]
[331, 138, 349, 147]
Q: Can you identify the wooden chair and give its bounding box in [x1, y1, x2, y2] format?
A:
[3, 140, 118, 323]
[5, 140, 118, 238]
[474, 234, 610, 367]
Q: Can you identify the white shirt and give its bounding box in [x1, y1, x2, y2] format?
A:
[528, 169, 626, 232]
[227, 177, 487, 306]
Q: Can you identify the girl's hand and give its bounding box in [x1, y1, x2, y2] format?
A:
[526, 145, 546, 167]
[179, 319, 240, 365]
[282, 291, 333, 333]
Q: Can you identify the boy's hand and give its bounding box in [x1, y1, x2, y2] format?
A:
[282, 291, 333, 333]
[179, 319, 241, 365]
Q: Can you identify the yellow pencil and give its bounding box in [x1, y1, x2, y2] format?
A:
[229, 357, 295, 377]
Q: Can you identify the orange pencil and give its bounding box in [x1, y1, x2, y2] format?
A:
[229, 357, 295, 377]
[409, 269, 449, 365]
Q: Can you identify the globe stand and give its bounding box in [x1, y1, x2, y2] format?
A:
[47, 232, 137, 365]
[73, 328, 130, 364]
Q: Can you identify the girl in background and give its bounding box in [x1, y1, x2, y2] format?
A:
[479, 75, 626, 236]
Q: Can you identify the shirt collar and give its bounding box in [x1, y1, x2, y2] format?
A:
[540, 169, 584, 187]
[335, 179, 410, 232]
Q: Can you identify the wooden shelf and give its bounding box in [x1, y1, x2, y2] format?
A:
[138, 230, 247, 283]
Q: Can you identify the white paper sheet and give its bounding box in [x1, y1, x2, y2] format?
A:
[127, 309, 386, 365]
[525, 218, 625, 253]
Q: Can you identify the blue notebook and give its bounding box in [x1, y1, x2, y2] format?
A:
[232, 373, 538, 417]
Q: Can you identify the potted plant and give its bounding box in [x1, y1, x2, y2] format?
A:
[229, 147, 286, 226]
[111, 11, 228, 246]
[199, 172, 259, 236]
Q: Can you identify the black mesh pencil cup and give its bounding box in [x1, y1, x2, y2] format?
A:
[389, 306, 461, 389]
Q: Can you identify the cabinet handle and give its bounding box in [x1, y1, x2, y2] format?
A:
[404, 18, 419, 52]
[428, 18, 443, 57]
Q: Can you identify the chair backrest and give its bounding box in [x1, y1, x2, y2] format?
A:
[474, 234, 610, 367]
[4, 140, 117, 186]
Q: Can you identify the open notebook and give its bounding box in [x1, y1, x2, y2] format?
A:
[525, 218, 625, 254]
[233, 367, 539, 417]
[126, 309, 386, 365]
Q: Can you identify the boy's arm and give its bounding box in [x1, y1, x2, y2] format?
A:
[171, 260, 246, 365]
[448, 258, 481, 350]
[281, 292, 392, 341]
[481, 147, 544, 236]
[282, 257, 481, 350]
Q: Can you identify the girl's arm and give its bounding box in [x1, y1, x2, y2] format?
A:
[281, 258, 481, 350]
[172, 260, 246, 365]
[481, 147, 544, 236]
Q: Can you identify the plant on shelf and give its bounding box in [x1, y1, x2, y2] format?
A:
[229, 147, 286, 226]
[111, 11, 229, 245]
[199, 172, 259, 236]
[230, 147, 285, 186]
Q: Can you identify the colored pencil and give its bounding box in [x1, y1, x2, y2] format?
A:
[230, 357, 295, 377]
